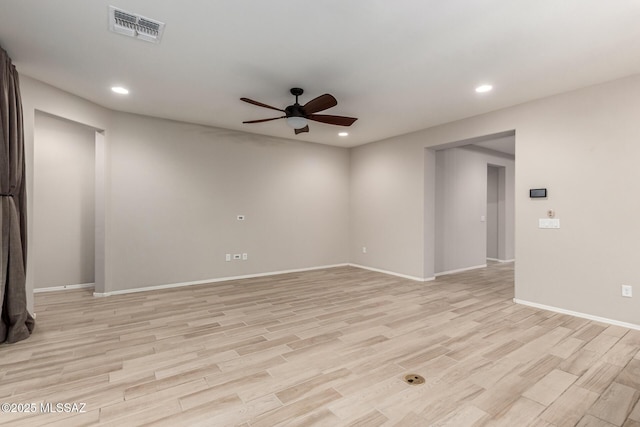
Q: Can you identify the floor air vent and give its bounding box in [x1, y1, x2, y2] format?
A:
[109, 6, 165, 43]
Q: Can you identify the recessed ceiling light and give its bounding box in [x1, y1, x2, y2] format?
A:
[475, 84, 493, 93]
[338, 132, 349, 137]
[111, 86, 129, 95]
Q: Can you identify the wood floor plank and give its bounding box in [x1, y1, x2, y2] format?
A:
[180, 371, 272, 410]
[576, 414, 618, 427]
[344, 409, 389, 426]
[287, 408, 342, 427]
[98, 379, 208, 422]
[250, 388, 342, 427]
[560, 348, 604, 376]
[472, 372, 534, 416]
[275, 368, 351, 404]
[416, 380, 485, 424]
[601, 339, 638, 367]
[584, 332, 622, 354]
[0, 262, 638, 425]
[429, 404, 489, 426]
[617, 359, 640, 390]
[485, 396, 546, 427]
[540, 384, 601, 427]
[576, 360, 625, 394]
[630, 399, 640, 421]
[522, 368, 578, 406]
[587, 382, 640, 426]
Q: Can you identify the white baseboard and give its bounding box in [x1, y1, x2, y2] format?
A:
[514, 298, 640, 331]
[486, 258, 515, 263]
[348, 264, 434, 282]
[435, 264, 487, 277]
[34, 283, 95, 293]
[93, 264, 349, 297]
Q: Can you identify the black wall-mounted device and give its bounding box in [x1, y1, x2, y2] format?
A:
[529, 188, 547, 198]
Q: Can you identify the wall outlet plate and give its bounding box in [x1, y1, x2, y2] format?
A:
[539, 218, 560, 229]
[225, 254, 231, 262]
[622, 285, 633, 298]
[233, 254, 241, 260]
[242, 253, 248, 260]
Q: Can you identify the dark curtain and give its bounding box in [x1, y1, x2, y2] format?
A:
[0, 47, 34, 344]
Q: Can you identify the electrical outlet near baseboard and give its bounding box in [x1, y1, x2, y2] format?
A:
[622, 285, 633, 298]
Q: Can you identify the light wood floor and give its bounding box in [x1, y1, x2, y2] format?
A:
[1, 262, 639, 426]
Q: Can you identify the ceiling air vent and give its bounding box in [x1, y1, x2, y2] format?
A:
[108, 6, 165, 43]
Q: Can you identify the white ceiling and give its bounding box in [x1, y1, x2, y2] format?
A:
[1, 1, 639, 148]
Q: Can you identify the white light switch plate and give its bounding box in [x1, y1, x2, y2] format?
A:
[539, 218, 560, 229]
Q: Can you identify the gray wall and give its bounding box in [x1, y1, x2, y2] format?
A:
[349, 139, 426, 279]
[21, 77, 349, 298]
[435, 146, 515, 274]
[107, 112, 349, 291]
[33, 112, 95, 288]
[350, 74, 640, 325]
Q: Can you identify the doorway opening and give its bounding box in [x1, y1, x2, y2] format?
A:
[33, 112, 103, 292]
[486, 164, 507, 262]
[427, 130, 515, 280]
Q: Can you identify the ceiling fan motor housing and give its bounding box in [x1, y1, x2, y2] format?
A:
[285, 104, 305, 117]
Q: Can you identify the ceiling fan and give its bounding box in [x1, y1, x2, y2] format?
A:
[241, 88, 357, 135]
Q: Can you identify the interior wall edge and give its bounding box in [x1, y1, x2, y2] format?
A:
[349, 263, 434, 282]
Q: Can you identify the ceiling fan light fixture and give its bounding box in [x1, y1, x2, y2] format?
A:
[241, 89, 357, 135]
[286, 116, 308, 129]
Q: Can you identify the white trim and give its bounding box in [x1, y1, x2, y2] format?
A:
[486, 258, 515, 263]
[34, 283, 95, 293]
[514, 298, 640, 331]
[92, 264, 349, 297]
[435, 264, 487, 277]
[348, 264, 434, 282]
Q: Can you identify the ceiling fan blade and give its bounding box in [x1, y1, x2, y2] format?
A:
[302, 94, 337, 114]
[243, 116, 286, 124]
[294, 125, 309, 135]
[240, 98, 285, 112]
[307, 114, 358, 127]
